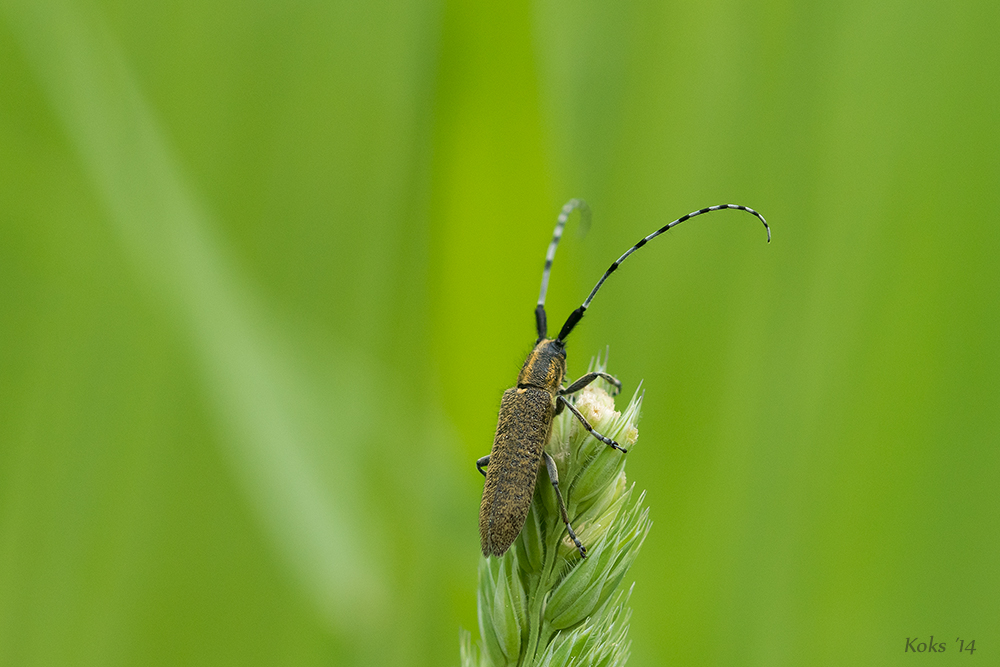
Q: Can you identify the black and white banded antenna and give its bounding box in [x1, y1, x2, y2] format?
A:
[535, 199, 591, 341]
[555, 204, 770, 343]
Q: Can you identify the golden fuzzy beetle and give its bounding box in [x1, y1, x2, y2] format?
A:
[477, 199, 769, 558]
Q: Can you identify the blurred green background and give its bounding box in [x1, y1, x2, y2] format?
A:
[1, 0, 997, 665]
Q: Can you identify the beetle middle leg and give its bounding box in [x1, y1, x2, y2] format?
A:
[543, 451, 586, 558]
[476, 455, 490, 477]
[558, 395, 628, 453]
[560, 371, 621, 396]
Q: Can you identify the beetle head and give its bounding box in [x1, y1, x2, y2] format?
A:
[517, 338, 567, 393]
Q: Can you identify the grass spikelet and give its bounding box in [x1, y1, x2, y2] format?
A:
[461, 353, 652, 667]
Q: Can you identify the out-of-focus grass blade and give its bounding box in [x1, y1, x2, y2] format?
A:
[1, 0, 386, 628]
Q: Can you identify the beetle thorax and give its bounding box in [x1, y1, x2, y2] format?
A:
[516, 339, 566, 394]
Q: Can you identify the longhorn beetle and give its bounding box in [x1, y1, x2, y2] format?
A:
[477, 199, 770, 558]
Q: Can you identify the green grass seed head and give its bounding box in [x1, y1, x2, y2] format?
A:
[463, 356, 651, 667]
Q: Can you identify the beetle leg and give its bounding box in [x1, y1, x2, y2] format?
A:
[543, 451, 586, 558]
[559, 371, 622, 396]
[558, 395, 628, 453]
[476, 455, 490, 477]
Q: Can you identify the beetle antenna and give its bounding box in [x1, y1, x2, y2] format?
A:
[535, 199, 591, 341]
[556, 204, 769, 343]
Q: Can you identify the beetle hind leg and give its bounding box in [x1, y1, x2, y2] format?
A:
[543, 451, 586, 558]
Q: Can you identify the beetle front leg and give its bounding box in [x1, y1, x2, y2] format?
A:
[559, 371, 622, 396]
